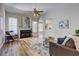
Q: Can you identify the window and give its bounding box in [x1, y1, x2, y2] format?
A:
[9, 17, 17, 34]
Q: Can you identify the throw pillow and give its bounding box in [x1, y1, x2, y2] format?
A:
[65, 38, 76, 49]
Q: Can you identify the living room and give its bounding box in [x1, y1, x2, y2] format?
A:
[0, 3, 79, 56]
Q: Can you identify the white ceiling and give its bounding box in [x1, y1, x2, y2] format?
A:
[3, 3, 69, 12]
[3, 3, 79, 14]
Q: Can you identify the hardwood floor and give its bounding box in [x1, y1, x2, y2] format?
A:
[0, 38, 49, 56]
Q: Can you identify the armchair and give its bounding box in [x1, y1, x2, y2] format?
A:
[5, 31, 18, 43]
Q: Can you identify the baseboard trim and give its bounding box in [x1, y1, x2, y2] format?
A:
[0, 44, 3, 49]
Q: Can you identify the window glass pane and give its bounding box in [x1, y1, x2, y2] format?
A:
[9, 17, 17, 34]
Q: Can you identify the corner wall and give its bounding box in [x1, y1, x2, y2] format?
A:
[44, 4, 79, 38]
[0, 4, 5, 48]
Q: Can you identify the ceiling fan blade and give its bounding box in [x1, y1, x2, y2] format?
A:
[34, 8, 43, 12]
[37, 11, 43, 12]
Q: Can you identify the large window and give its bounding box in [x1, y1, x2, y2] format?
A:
[9, 17, 17, 34]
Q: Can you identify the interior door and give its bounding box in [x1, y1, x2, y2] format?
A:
[38, 20, 44, 43]
[32, 21, 38, 37]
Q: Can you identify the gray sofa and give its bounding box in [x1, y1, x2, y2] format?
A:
[49, 41, 79, 56]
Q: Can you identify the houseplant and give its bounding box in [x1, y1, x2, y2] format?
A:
[75, 29, 79, 36]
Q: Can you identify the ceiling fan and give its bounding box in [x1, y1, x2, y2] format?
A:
[33, 3, 43, 16]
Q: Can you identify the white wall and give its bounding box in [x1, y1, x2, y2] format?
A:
[43, 4, 79, 38]
[5, 11, 37, 37]
[0, 4, 5, 48]
[5, 4, 79, 39]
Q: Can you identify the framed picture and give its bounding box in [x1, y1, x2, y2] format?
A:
[23, 17, 30, 28]
[59, 20, 69, 29]
[45, 19, 53, 30]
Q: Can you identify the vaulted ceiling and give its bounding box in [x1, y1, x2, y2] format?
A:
[4, 3, 64, 11]
[4, 3, 79, 13]
[3, 3, 79, 17]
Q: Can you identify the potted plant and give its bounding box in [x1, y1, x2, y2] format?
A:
[75, 29, 79, 36]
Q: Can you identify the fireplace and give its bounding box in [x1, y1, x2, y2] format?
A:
[20, 30, 32, 38]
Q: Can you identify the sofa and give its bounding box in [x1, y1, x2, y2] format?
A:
[49, 41, 79, 56]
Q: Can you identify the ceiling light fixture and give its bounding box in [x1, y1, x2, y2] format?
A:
[33, 0, 43, 16]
